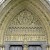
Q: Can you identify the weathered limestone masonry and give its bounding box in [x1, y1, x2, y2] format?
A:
[0, 0, 50, 50]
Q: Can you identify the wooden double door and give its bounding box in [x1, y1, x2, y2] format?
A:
[10, 45, 42, 50]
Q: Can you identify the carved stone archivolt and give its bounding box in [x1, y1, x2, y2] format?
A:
[0, 0, 50, 50]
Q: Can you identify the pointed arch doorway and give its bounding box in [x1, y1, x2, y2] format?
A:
[3, 1, 48, 50]
[4, 9, 47, 50]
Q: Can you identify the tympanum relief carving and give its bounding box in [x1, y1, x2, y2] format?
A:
[5, 10, 46, 34]
[4, 10, 47, 41]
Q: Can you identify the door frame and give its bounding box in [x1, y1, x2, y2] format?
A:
[4, 41, 47, 50]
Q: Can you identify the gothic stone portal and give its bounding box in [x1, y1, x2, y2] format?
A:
[4, 10, 47, 50]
